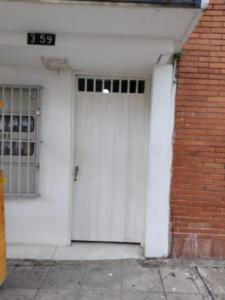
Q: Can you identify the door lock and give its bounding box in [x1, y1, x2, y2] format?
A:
[74, 166, 79, 182]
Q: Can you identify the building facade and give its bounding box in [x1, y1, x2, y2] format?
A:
[0, 0, 208, 259]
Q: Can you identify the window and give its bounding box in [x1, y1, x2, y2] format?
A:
[0, 86, 41, 196]
[78, 77, 145, 94]
[0, 115, 35, 133]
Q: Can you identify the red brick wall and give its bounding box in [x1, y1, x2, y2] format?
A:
[171, 0, 225, 258]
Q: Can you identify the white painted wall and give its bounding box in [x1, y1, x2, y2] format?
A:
[0, 66, 73, 246]
[145, 64, 175, 258]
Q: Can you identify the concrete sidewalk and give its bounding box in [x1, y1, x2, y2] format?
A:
[0, 259, 224, 299]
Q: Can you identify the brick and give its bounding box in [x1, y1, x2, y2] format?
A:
[200, 33, 222, 39]
[211, 16, 225, 22]
[212, 0, 225, 4]
[209, 62, 225, 68]
[185, 50, 210, 56]
[189, 38, 210, 45]
[179, 61, 209, 68]
[210, 39, 225, 46]
[179, 78, 219, 85]
[195, 27, 212, 33]
[200, 21, 224, 28]
[178, 66, 198, 73]
[205, 10, 223, 16]
[183, 44, 221, 51]
[198, 56, 220, 63]
[214, 5, 225, 9]
[210, 51, 225, 56]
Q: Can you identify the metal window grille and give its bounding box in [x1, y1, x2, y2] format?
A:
[0, 85, 41, 197]
[78, 77, 145, 94]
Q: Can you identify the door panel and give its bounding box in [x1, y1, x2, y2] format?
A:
[72, 77, 149, 243]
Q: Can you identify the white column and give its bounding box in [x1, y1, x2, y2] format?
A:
[145, 64, 176, 258]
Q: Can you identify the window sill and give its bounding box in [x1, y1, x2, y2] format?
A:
[5, 194, 41, 199]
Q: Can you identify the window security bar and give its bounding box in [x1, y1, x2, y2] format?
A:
[78, 77, 145, 94]
[0, 85, 41, 197]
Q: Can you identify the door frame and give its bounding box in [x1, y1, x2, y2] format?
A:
[69, 71, 151, 246]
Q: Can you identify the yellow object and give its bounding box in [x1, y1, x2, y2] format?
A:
[0, 100, 5, 108]
[0, 170, 7, 286]
[3, 176, 7, 186]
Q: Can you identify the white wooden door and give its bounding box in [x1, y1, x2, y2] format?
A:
[72, 76, 149, 243]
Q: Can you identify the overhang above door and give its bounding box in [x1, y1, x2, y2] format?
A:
[0, 0, 207, 73]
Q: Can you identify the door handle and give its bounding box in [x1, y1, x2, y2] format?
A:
[74, 166, 79, 182]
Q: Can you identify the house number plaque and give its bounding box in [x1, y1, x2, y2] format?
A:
[27, 33, 56, 46]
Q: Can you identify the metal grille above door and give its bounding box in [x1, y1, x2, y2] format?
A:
[78, 77, 145, 94]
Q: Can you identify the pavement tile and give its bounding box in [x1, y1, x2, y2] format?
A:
[197, 267, 225, 298]
[2, 266, 49, 289]
[3, 260, 225, 300]
[123, 262, 163, 292]
[167, 294, 203, 300]
[35, 289, 78, 300]
[122, 290, 166, 300]
[188, 268, 212, 300]
[42, 265, 86, 289]
[160, 267, 199, 294]
[0, 288, 37, 300]
[79, 287, 121, 300]
[123, 260, 143, 268]
[84, 262, 123, 289]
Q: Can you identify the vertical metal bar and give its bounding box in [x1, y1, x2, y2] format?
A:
[84, 78, 87, 92]
[110, 79, 113, 94]
[93, 78, 96, 94]
[0, 87, 5, 170]
[35, 88, 40, 195]
[18, 88, 22, 194]
[26, 88, 31, 194]
[9, 87, 13, 194]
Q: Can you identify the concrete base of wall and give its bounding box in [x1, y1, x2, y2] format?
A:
[7, 243, 144, 261]
[172, 238, 225, 259]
